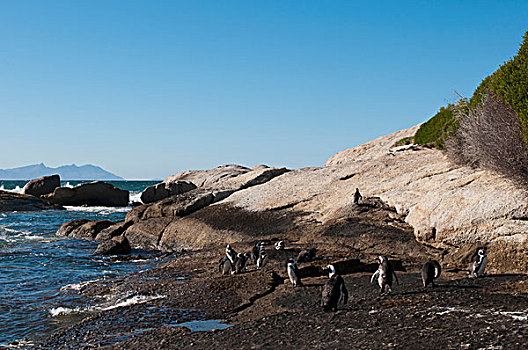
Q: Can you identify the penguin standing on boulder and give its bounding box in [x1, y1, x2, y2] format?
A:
[469, 248, 487, 278]
[421, 260, 441, 288]
[257, 250, 268, 269]
[371, 255, 399, 294]
[218, 257, 232, 276]
[353, 188, 363, 205]
[286, 258, 302, 287]
[321, 264, 348, 312]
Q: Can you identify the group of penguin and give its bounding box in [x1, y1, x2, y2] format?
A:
[220, 241, 489, 313]
[218, 242, 281, 275]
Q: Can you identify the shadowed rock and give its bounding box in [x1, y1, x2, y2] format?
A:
[140, 181, 197, 204]
[0, 190, 61, 212]
[95, 221, 133, 242]
[56, 219, 90, 236]
[57, 220, 115, 240]
[95, 236, 131, 255]
[22, 174, 60, 197]
[44, 181, 129, 207]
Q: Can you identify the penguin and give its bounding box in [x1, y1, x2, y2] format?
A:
[257, 250, 268, 269]
[321, 264, 348, 312]
[469, 248, 487, 278]
[275, 241, 284, 250]
[218, 257, 232, 276]
[226, 244, 237, 265]
[250, 242, 263, 265]
[234, 253, 249, 274]
[286, 258, 302, 287]
[353, 188, 363, 205]
[370, 255, 399, 294]
[421, 260, 441, 288]
[296, 248, 317, 264]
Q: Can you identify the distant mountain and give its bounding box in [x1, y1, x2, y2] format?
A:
[0, 163, 124, 180]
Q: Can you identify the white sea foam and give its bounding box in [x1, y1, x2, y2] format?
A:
[0, 339, 35, 349]
[0, 226, 18, 234]
[101, 294, 165, 311]
[129, 191, 143, 204]
[0, 185, 23, 194]
[60, 279, 100, 291]
[65, 206, 131, 214]
[49, 294, 166, 316]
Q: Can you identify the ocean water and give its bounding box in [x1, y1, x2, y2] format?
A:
[0, 180, 159, 346]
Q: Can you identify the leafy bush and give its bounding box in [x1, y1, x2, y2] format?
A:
[469, 31, 528, 140]
[414, 105, 458, 149]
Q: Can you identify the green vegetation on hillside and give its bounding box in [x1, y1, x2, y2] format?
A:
[414, 31, 528, 153]
[444, 31, 528, 186]
[414, 105, 457, 149]
[469, 31, 528, 139]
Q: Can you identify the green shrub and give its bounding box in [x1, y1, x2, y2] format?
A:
[396, 136, 413, 146]
[414, 105, 458, 149]
[469, 31, 528, 140]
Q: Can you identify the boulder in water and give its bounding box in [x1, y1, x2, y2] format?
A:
[140, 181, 197, 204]
[57, 219, 115, 240]
[44, 181, 129, 207]
[95, 235, 131, 255]
[56, 219, 90, 236]
[22, 174, 60, 197]
[0, 190, 61, 212]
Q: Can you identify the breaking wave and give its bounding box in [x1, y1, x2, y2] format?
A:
[49, 294, 166, 317]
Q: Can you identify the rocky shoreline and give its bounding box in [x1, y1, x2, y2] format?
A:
[20, 124, 528, 348]
[34, 243, 528, 349]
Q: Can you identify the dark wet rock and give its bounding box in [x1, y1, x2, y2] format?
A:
[95, 221, 132, 242]
[43, 181, 129, 207]
[0, 190, 61, 212]
[140, 181, 197, 204]
[21, 174, 60, 197]
[56, 219, 91, 236]
[35, 245, 528, 350]
[58, 220, 115, 240]
[95, 235, 131, 255]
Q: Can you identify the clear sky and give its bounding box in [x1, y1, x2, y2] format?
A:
[0, 1, 526, 179]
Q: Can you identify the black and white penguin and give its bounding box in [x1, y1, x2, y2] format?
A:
[353, 188, 363, 204]
[234, 253, 249, 274]
[218, 257, 232, 276]
[257, 250, 268, 269]
[226, 244, 237, 265]
[421, 260, 441, 288]
[321, 264, 348, 312]
[370, 255, 399, 294]
[469, 248, 487, 278]
[296, 248, 317, 264]
[274, 240, 284, 251]
[286, 258, 302, 287]
[250, 242, 263, 265]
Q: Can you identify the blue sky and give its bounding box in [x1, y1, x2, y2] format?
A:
[0, 1, 526, 179]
